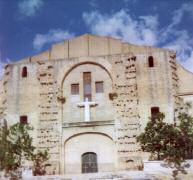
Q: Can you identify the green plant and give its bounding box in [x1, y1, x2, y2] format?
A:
[32, 150, 49, 176]
[137, 112, 193, 178]
[0, 121, 49, 178]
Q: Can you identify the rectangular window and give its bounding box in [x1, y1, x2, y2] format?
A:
[20, 116, 28, 124]
[71, 84, 79, 95]
[151, 107, 160, 120]
[95, 81, 104, 93]
[148, 56, 154, 67]
[83, 72, 91, 101]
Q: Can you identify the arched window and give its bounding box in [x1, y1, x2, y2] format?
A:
[148, 56, 154, 67]
[82, 152, 98, 173]
[151, 107, 160, 120]
[22, 66, 27, 78]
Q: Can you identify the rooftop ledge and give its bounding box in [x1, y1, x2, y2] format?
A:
[63, 120, 114, 128]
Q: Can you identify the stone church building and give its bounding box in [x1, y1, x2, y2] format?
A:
[0, 34, 193, 175]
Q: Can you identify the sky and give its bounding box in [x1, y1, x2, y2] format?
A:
[0, 0, 193, 78]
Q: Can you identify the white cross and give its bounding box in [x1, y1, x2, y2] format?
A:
[77, 98, 98, 122]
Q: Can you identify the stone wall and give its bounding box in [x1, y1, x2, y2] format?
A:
[36, 61, 61, 174]
[0, 64, 12, 126]
[110, 54, 141, 170]
[15, 34, 165, 63]
[1, 34, 193, 174]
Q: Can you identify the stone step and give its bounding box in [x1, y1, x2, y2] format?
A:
[21, 171, 169, 180]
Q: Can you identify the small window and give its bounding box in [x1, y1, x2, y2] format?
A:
[148, 56, 154, 67]
[95, 81, 104, 93]
[151, 107, 159, 120]
[22, 66, 27, 77]
[71, 84, 79, 95]
[20, 116, 28, 124]
[82, 152, 98, 173]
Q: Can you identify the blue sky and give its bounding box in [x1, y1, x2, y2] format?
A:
[0, 0, 193, 77]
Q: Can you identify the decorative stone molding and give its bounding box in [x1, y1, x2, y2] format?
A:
[57, 96, 66, 104]
[63, 120, 114, 128]
[109, 92, 118, 100]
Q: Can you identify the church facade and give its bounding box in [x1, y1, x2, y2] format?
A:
[0, 34, 193, 175]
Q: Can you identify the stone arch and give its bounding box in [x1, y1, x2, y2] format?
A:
[63, 132, 115, 174]
[61, 61, 113, 91]
[64, 132, 113, 145]
[60, 60, 114, 124]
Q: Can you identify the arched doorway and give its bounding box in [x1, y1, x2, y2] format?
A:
[82, 152, 98, 173]
[64, 132, 115, 174]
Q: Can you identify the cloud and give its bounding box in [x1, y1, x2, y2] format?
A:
[83, 10, 158, 46]
[33, 29, 75, 51]
[181, 51, 193, 73]
[18, 0, 43, 17]
[161, 3, 193, 43]
[163, 31, 193, 73]
[162, 3, 193, 72]
[89, 0, 98, 8]
[172, 3, 193, 25]
[83, 3, 193, 72]
[164, 31, 192, 60]
[0, 61, 4, 79]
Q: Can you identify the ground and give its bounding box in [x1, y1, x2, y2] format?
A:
[20, 170, 193, 180]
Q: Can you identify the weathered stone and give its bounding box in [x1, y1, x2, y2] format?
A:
[0, 34, 193, 175]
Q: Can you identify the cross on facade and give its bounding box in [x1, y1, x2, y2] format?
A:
[77, 98, 98, 122]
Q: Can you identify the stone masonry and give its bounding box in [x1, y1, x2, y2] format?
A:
[0, 34, 193, 175]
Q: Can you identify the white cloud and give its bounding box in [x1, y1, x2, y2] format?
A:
[172, 3, 193, 25]
[83, 3, 193, 72]
[18, 0, 43, 17]
[164, 31, 192, 59]
[181, 51, 193, 73]
[161, 3, 193, 43]
[89, 0, 98, 8]
[162, 2, 193, 72]
[83, 10, 158, 46]
[0, 61, 4, 79]
[33, 29, 75, 51]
